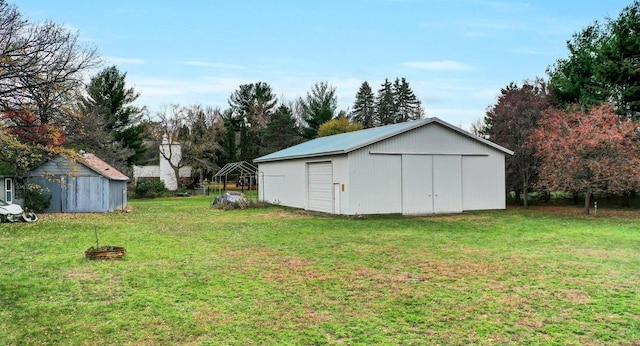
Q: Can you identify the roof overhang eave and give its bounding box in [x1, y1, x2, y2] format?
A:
[254, 150, 347, 163]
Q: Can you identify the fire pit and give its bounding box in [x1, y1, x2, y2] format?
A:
[85, 246, 126, 260]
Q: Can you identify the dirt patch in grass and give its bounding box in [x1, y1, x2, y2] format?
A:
[413, 258, 508, 282]
[510, 205, 640, 219]
[417, 213, 496, 225]
[252, 209, 314, 220]
[559, 288, 592, 305]
[221, 247, 280, 260]
[64, 268, 99, 281]
[567, 247, 638, 261]
[37, 213, 106, 221]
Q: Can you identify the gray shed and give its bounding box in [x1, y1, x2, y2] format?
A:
[28, 152, 129, 213]
[254, 117, 513, 215]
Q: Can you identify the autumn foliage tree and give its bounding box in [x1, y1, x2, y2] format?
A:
[0, 110, 68, 177]
[481, 79, 550, 207]
[1, 110, 65, 147]
[532, 104, 640, 214]
[317, 117, 363, 137]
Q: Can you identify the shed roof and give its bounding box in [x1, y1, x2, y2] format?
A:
[29, 152, 129, 181]
[254, 117, 513, 163]
[81, 153, 129, 181]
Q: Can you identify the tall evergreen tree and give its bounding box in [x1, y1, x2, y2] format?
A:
[216, 109, 238, 168]
[259, 105, 301, 156]
[77, 65, 147, 168]
[227, 82, 277, 161]
[376, 79, 396, 126]
[393, 77, 424, 122]
[238, 122, 254, 162]
[298, 81, 337, 139]
[599, 1, 640, 119]
[547, 24, 606, 110]
[228, 82, 277, 129]
[351, 81, 376, 128]
[547, 1, 640, 119]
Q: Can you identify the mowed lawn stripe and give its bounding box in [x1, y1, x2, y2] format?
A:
[1, 196, 638, 344]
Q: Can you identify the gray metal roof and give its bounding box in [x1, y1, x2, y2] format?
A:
[254, 117, 513, 163]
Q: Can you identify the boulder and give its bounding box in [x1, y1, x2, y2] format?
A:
[213, 191, 249, 209]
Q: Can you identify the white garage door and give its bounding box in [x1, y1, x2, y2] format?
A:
[307, 162, 333, 213]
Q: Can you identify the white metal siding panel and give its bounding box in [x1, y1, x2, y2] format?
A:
[258, 160, 307, 209]
[433, 155, 463, 213]
[348, 151, 402, 214]
[367, 124, 491, 155]
[357, 122, 507, 213]
[401, 155, 434, 215]
[330, 156, 349, 215]
[307, 162, 333, 213]
[462, 154, 506, 210]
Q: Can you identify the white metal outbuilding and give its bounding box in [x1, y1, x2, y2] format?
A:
[254, 117, 513, 215]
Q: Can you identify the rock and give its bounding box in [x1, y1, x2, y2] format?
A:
[213, 192, 249, 209]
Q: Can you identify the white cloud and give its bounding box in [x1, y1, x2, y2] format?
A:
[181, 61, 246, 70]
[403, 60, 474, 71]
[105, 56, 145, 65]
[424, 107, 486, 131]
[470, 88, 499, 100]
[511, 47, 558, 56]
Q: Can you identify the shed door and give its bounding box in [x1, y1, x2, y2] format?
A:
[307, 162, 333, 213]
[402, 155, 433, 214]
[63, 176, 107, 212]
[433, 155, 462, 213]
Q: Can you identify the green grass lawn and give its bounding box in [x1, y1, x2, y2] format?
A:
[1, 196, 639, 345]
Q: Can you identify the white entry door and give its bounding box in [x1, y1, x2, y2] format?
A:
[433, 155, 463, 213]
[402, 155, 433, 214]
[4, 178, 13, 203]
[307, 162, 333, 213]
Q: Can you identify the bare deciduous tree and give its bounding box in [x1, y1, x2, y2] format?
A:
[0, 0, 99, 125]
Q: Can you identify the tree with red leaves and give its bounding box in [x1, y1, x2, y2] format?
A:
[1, 110, 65, 147]
[532, 104, 640, 214]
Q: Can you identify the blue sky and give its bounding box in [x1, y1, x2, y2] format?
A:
[17, 0, 631, 129]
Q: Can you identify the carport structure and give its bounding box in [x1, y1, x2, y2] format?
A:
[212, 161, 260, 196]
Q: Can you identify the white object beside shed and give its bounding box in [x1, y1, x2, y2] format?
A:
[254, 117, 513, 215]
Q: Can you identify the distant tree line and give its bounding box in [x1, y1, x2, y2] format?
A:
[478, 0, 640, 214]
[0, 0, 428, 194]
[6, 0, 640, 212]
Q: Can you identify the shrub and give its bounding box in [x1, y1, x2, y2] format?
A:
[134, 179, 167, 198]
[23, 183, 51, 213]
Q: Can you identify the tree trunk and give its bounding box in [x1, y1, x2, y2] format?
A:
[583, 188, 592, 215]
[523, 184, 529, 209]
[172, 165, 181, 191]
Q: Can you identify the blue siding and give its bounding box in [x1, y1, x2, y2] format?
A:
[63, 176, 108, 212]
[28, 176, 121, 213]
[109, 181, 128, 212]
